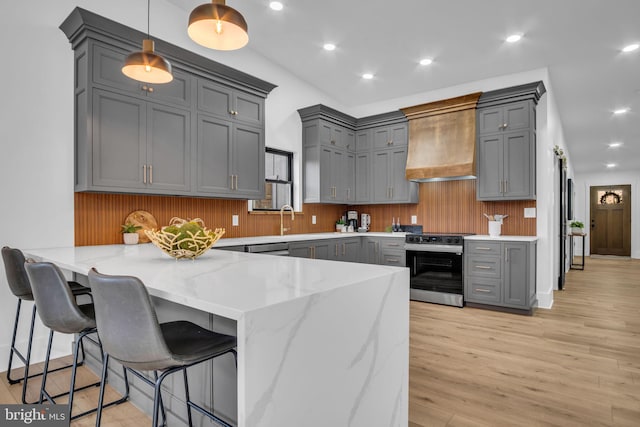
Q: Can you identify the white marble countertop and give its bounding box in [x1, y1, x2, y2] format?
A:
[464, 235, 538, 242]
[25, 243, 406, 321]
[215, 231, 407, 247]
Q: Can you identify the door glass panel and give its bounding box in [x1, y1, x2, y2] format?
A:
[597, 190, 623, 204]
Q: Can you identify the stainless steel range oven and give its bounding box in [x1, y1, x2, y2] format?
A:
[405, 233, 472, 307]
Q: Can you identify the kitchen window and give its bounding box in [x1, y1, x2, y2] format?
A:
[252, 148, 293, 210]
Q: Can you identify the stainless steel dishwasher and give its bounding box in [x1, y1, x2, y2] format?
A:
[245, 242, 290, 256]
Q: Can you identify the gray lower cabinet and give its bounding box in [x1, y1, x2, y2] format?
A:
[195, 114, 264, 198]
[91, 89, 190, 194]
[361, 236, 406, 266]
[288, 240, 332, 260]
[464, 239, 537, 313]
[329, 237, 361, 263]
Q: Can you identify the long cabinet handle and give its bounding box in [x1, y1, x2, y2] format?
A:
[335, 243, 338, 257]
[149, 165, 153, 184]
[474, 265, 492, 269]
[505, 247, 509, 263]
[476, 247, 492, 251]
[143, 165, 147, 184]
[504, 180, 508, 193]
[475, 288, 491, 293]
[342, 243, 346, 256]
[387, 258, 399, 263]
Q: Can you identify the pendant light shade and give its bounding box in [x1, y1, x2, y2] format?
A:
[188, 0, 249, 51]
[122, 39, 173, 84]
[122, 0, 173, 84]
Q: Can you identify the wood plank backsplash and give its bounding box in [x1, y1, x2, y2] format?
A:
[352, 179, 536, 235]
[75, 180, 535, 246]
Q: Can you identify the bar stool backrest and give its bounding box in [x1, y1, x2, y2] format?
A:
[87, 268, 174, 370]
[2, 247, 33, 300]
[24, 261, 95, 334]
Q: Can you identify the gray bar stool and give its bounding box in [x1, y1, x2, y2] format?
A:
[1, 246, 92, 404]
[24, 260, 129, 420]
[88, 268, 238, 427]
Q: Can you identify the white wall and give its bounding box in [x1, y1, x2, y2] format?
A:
[573, 171, 640, 259]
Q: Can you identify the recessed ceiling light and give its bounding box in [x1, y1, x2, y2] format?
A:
[606, 163, 617, 168]
[323, 43, 336, 51]
[622, 43, 639, 53]
[506, 34, 522, 43]
[608, 142, 623, 148]
[419, 58, 433, 66]
[269, 1, 283, 11]
[613, 108, 630, 115]
[362, 73, 374, 80]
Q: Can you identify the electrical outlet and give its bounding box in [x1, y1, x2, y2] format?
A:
[232, 215, 239, 226]
[312, 215, 316, 224]
[524, 208, 536, 218]
[411, 215, 418, 224]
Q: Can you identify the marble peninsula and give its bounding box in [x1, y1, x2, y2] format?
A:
[25, 243, 409, 427]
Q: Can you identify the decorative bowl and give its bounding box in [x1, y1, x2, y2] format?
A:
[145, 217, 225, 259]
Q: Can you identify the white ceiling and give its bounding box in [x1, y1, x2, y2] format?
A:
[169, 0, 639, 175]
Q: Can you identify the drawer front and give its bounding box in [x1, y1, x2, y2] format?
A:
[379, 238, 404, 251]
[381, 249, 405, 266]
[466, 241, 501, 255]
[465, 255, 501, 278]
[465, 277, 501, 304]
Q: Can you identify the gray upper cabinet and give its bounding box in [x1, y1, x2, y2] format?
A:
[372, 147, 414, 203]
[61, 8, 275, 198]
[372, 124, 408, 149]
[196, 115, 264, 198]
[91, 89, 190, 194]
[197, 78, 263, 127]
[299, 105, 417, 205]
[476, 82, 545, 201]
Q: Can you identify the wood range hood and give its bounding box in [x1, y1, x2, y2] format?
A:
[401, 92, 481, 182]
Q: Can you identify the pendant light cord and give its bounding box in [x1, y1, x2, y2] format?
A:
[147, 0, 151, 38]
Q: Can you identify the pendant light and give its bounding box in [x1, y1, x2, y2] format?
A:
[122, 0, 173, 84]
[188, 0, 249, 51]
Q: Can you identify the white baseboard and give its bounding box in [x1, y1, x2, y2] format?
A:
[536, 290, 554, 309]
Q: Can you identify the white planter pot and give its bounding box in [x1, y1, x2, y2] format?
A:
[123, 232, 139, 245]
[571, 227, 584, 235]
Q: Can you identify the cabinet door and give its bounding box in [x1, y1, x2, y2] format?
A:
[465, 276, 502, 304]
[355, 152, 371, 203]
[289, 242, 312, 259]
[502, 101, 530, 132]
[319, 147, 335, 202]
[196, 115, 233, 195]
[92, 44, 141, 93]
[503, 243, 528, 307]
[92, 89, 147, 190]
[341, 152, 355, 202]
[476, 134, 503, 200]
[233, 124, 264, 198]
[389, 147, 410, 201]
[503, 131, 532, 199]
[147, 68, 192, 107]
[341, 238, 361, 263]
[362, 238, 380, 264]
[312, 241, 331, 260]
[373, 127, 392, 149]
[477, 106, 503, 135]
[344, 129, 356, 152]
[233, 91, 263, 126]
[381, 250, 405, 267]
[372, 150, 391, 202]
[198, 79, 233, 120]
[356, 130, 370, 151]
[146, 103, 191, 192]
[389, 124, 408, 146]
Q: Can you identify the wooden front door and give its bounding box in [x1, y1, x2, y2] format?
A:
[590, 185, 631, 256]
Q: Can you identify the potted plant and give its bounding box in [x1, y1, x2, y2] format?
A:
[570, 220, 584, 235]
[121, 222, 142, 244]
[335, 218, 346, 232]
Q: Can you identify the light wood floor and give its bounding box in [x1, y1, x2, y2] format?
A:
[2, 257, 639, 426]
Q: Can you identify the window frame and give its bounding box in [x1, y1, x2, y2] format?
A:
[251, 147, 294, 211]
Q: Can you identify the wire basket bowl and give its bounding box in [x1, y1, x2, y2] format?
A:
[145, 217, 225, 259]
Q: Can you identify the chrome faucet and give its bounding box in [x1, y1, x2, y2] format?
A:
[280, 204, 295, 236]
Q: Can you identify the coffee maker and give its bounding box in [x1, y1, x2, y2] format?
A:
[346, 210, 358, 230]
